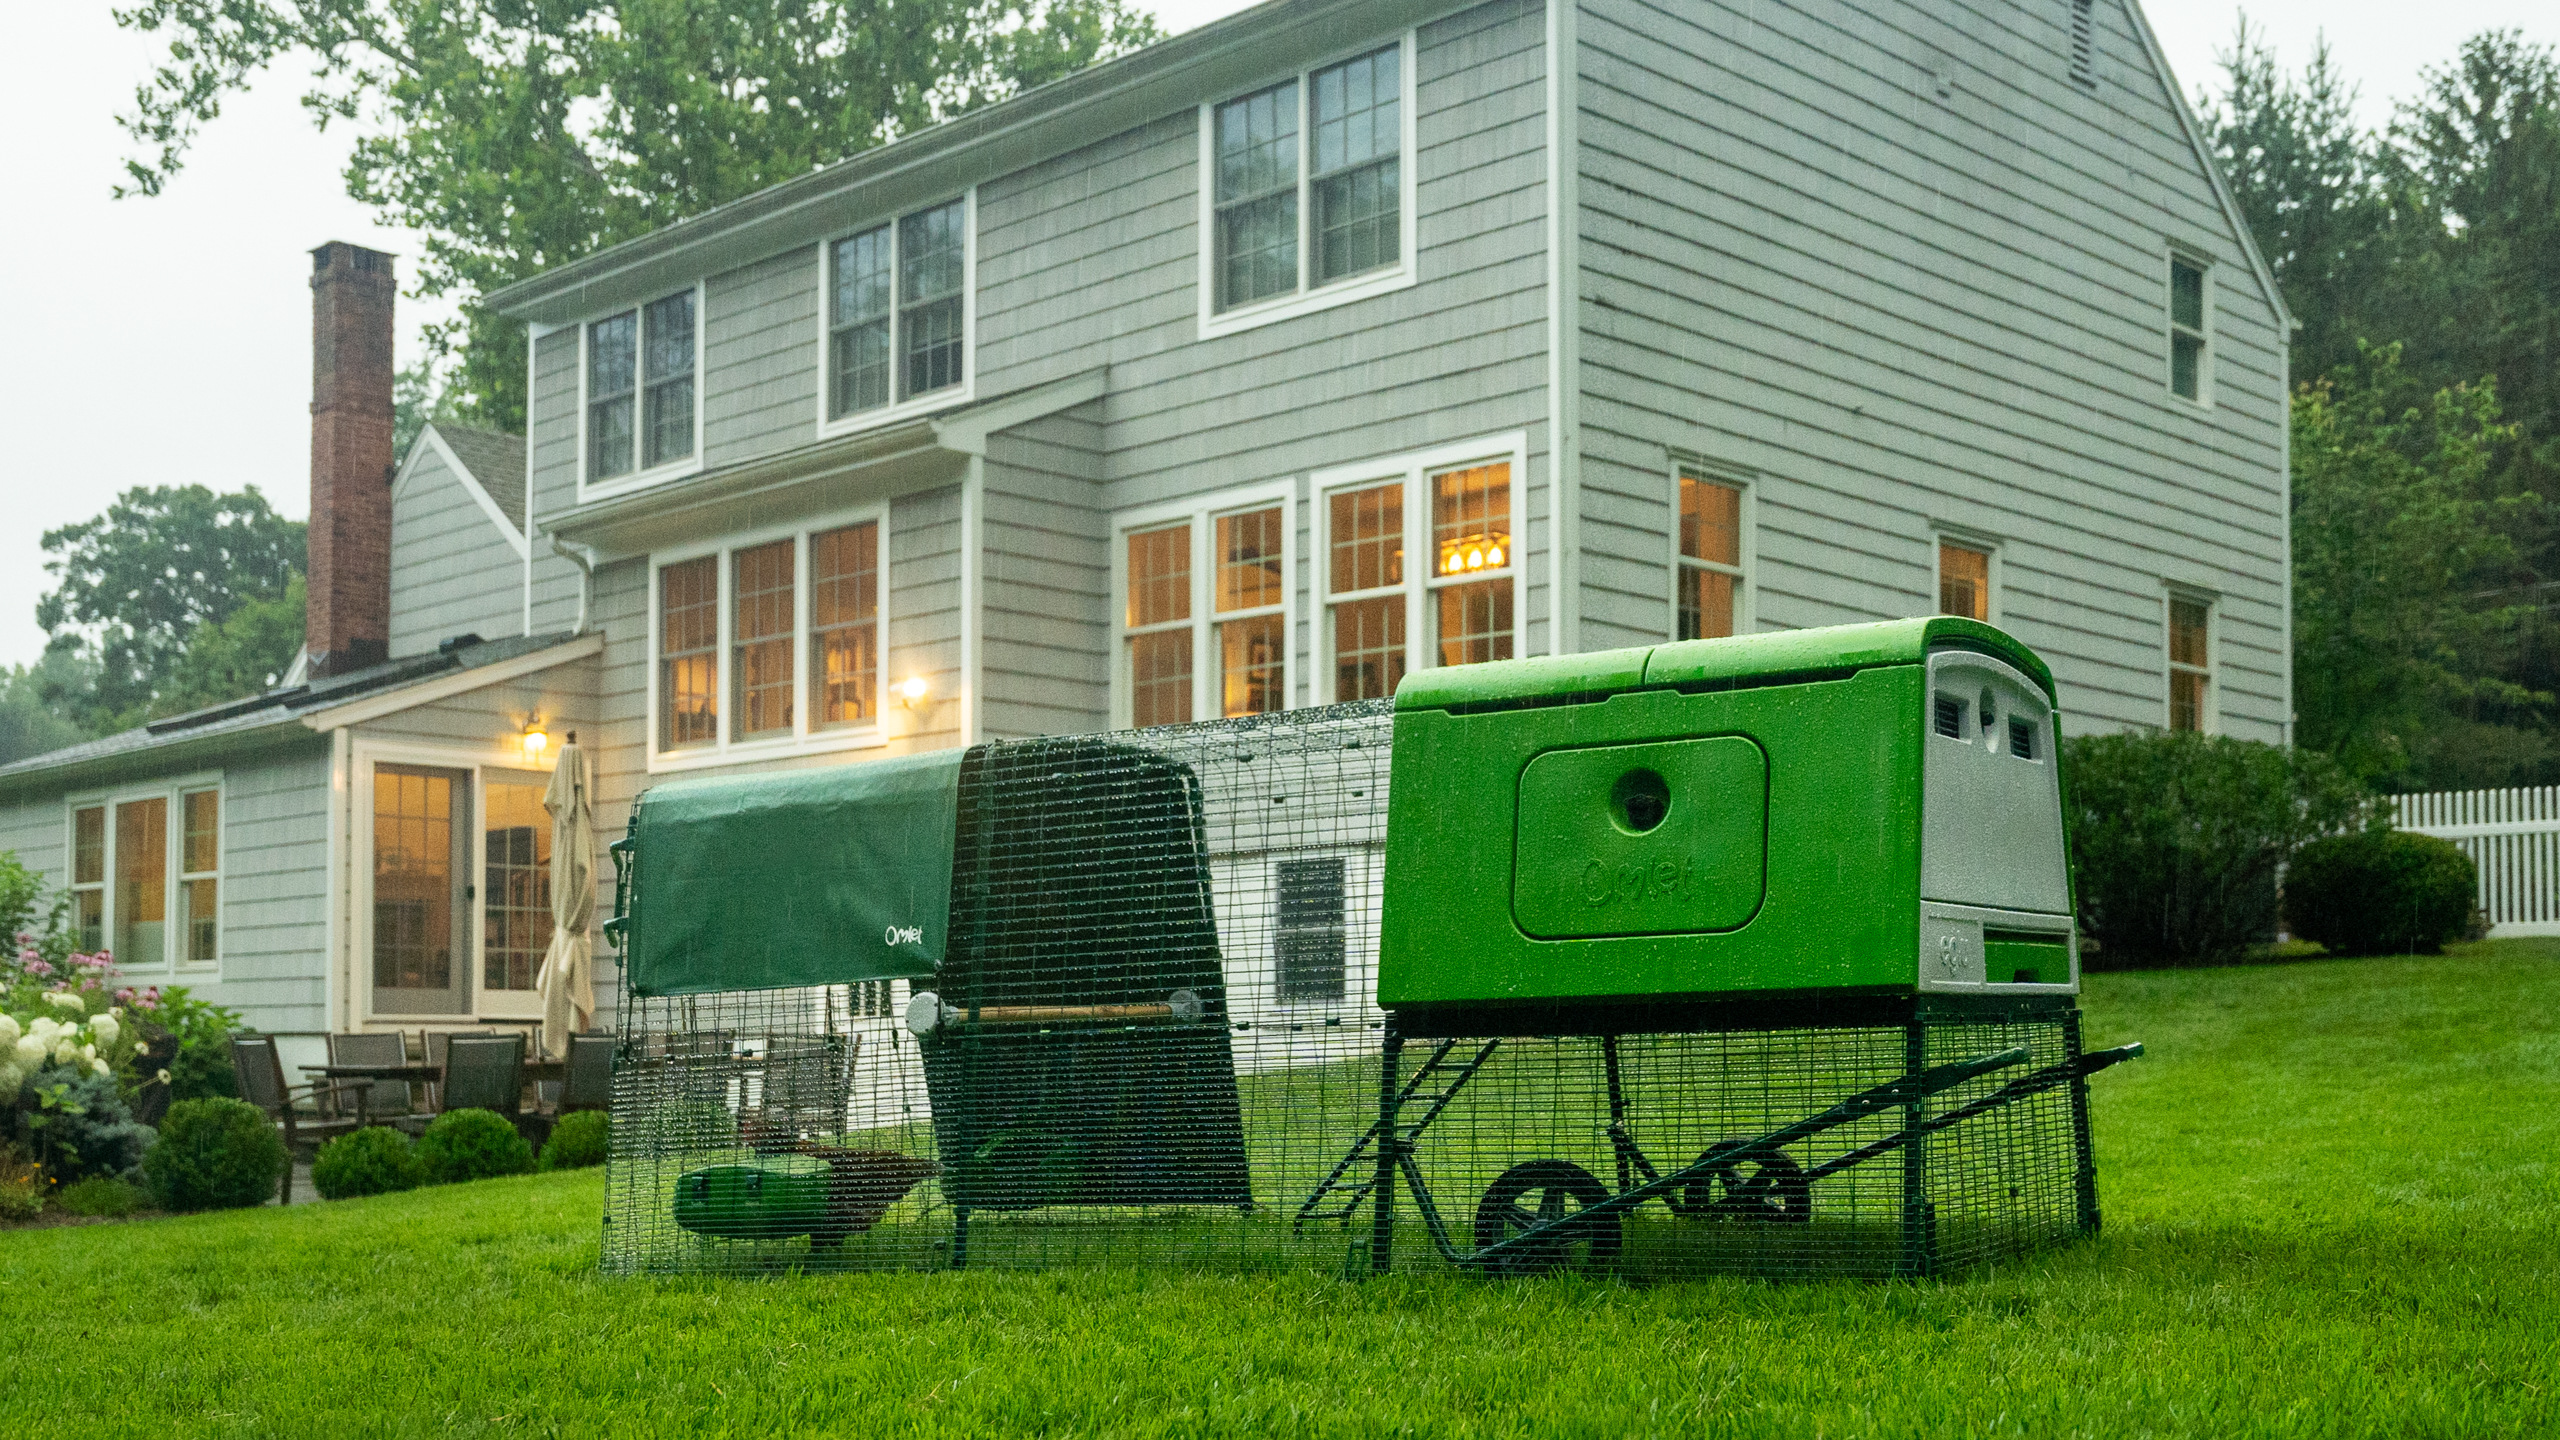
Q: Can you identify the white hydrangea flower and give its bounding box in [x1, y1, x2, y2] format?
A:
[42, 991, 85, 1012]
[12, 1035, 45, 1070]
[0, 1014, 19, 1047]
[29, 1016, 59, 1042]
[51, 1039, 79, 1065]
[89, 1013, 119, 1047]
[90, 1057, 109, 1076]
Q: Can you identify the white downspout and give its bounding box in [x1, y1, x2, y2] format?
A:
[548, 534, 597, 635]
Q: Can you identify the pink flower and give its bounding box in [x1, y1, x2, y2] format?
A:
[138, 987, 162, 1010]
[114, 987, 136, 1004]
[25, 959, 51, 977]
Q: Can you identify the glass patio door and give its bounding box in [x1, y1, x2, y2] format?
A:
[371, 764, 473, 1016]
[480, 770, 554, 1016]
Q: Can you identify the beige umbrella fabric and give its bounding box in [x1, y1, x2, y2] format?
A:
[535, 739, 596, 1060]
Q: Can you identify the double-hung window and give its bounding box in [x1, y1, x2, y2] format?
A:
[587, 289, 699, 484]
[1317, 437, 1523, 702]
[652, 515, 890, 767]
[1202, 38, 1414, 334]
[68, 784, 220, 970]
[2168, 253, 2211, 403]
[1676, 470, 1746, 640]
[2168, 595, 2212, 732]
[826, 196, 971, 428]
[1116, 490, 1292, 728]
[1938, 540, 1994, 623]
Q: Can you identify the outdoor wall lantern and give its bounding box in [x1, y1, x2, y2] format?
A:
[894, 677, 931, 709]
[521, 716, 550, 762]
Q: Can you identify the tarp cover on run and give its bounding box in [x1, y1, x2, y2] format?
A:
[623, 751, 962, 997]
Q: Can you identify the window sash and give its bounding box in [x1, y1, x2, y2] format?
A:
[642, 291, 696, 468]
[829, 200, 968, 421]
[587, 311, 638, 481]
[2168, 258, 2208, 401]
[1210, 42, 1404, 314]
[1323, 457, 1515, 701]
[71, 804, 105, 953]
[2168, 598, 2211, 732]
[658, 556, 720, 750]
[812, 522, 880, 729]
[731, 540, 796, 741]
[113, 797, 168, 970]
[1939, 543, 1992, 622]
[179, 788, 219, 967]
[1309, 46, 1401, 286]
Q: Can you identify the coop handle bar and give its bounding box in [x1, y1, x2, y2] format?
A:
[905, 989, 1205, 1035]
[1798, 1043, 2143, 1185]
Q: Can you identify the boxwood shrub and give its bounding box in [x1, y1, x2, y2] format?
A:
[312, 1126, 427, 1199]
[539, 1110, 610, 1172]
[144, 1098, 284, 1211]
[2064, 732, 2373, 967]
[2284, 829, 2478, 955]
[416, 1109, 535, 1184]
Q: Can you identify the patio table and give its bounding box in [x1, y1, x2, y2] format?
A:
[301, 1059, 569, 1126]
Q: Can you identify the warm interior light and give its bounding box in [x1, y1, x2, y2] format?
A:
[894, 676, 930, 707]
[521, 725, 549, 761]
[1437, 532, 1511, 577]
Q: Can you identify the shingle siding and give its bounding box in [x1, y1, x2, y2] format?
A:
[1572, 0, 2287, 738]
[390, 442, 522, 658]
[704, 246, 822, 468]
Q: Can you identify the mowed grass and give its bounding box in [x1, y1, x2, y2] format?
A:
[6, 944, 2556, 1439]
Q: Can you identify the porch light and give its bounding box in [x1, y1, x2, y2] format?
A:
[521, 721, 550, 761]
[894, 676, 931, 708]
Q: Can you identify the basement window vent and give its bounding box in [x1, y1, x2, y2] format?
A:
[2068, 0, 2097, 89]
[1934, 694, 1965, 739]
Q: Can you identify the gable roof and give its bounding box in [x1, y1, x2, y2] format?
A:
[0, 631, 594, 798]
[397, 421, 530, 559]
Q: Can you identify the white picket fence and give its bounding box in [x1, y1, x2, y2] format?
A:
[2393, 786, 2560, 936]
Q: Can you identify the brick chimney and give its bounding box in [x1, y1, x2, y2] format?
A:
[305, 241, 396, 678]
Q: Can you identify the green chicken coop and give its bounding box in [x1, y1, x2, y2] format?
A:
[601, 616, 2135, 1280]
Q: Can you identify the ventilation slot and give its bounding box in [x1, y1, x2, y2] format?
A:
[1934, 694, 1964, 738]
[2009, 717, 2037, 759]
[2068, 0, 2097, 88]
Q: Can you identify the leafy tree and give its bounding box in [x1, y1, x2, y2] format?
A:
[2291, 344, 2541, 786]
[394, 359, 459, 464]
[37, 486, 305, 734]
[0, 651, 89, 766]
[155, 574, 309, 719]
[112, 0, 1166, 430]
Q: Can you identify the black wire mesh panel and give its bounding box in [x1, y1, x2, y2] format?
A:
[601, 702, 2108, 1280]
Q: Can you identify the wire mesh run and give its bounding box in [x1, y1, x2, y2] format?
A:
[603, 702, 2105, 1281]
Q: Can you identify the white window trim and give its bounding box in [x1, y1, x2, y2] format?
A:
[575, 281, 708, 503]
[351, 739, 560, 1025]
[1667, 457, 1755, 640]
[1195, 31, 1421, 340]
[815, 188, 980, 442]
[1932, 531, 2002, 626]
[1312, 431, 1529, 703]
[2165, 587, 2217, 735]
[1109, 479, 1300, 728]
[645, 504, 895, 775]
[2166, 249, 2214, 409]
[63, 772, 225, 977]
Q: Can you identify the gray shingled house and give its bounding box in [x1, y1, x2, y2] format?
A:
[0, 0, 2289, 1039]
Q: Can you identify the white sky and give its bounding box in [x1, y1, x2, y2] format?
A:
[0, 0, 2546, 670]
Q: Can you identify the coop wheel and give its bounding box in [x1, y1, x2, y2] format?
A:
[1682, 1143, 1812, 1223]
[1472, 1159, 1623, 1274]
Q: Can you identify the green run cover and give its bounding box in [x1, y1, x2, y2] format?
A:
[623, 750, 963, 997]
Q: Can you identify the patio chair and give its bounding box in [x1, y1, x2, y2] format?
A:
[442, 1033, 548, 1151]
[423, 1029, 491, 1111]
[229, 1035, 369, 1203]
[553, 1034, 616, 1114]
[328, 1032, 429, 1136]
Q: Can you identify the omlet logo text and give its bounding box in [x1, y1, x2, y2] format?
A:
[884, 924, 925, 946]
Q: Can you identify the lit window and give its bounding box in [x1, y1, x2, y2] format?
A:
[1125, 523, 1195, 728]
[2169, 255, 2209, 402]
[482, 778, 550, 993]
[180, 789, 218, 966]
[72, 805, 104, 952]
[114, 797, 167, 969]
[1208, 42, 1406, 318]
[1676, 473, 1743, 640]
[1431, 463, 1513, 667]
[828, 197, 969, 422]
[658, 556, 719, 750]
[1939, 542, 1992, 622]
[1328, 482, 1405, 701]
[588, 290, 696, 481]
[732, 540, 796, 741]
[2169, 596, 2211, 732]
[812, 522, 880, 728]
[1216, 508, 1287, 718]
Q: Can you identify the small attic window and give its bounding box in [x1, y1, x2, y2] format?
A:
[2068, 0, 2097, 89]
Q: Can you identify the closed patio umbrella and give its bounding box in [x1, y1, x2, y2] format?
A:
[535, 736, 596, 1061]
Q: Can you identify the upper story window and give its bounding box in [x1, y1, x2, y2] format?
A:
[826, 195, 973, 431]
[1676, 470, 1746, 640]
[1200, 37, 1417, 338]
[2168, 594, 2213, 732]
[1114, 486, 1292, 728]
[651, 514, 889, 770]
[2168, 253, 2211, 404]
[69, 783, 221, 971]
[1938, 540, 1994, 622]
[587, 289, 699, 485]
[1316, 435, 1523, 702]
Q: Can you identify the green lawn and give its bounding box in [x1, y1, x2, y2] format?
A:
[8, 944, 2556, 1438]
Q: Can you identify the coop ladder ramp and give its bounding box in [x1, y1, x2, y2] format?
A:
[1293, 1038, 1502, 1228]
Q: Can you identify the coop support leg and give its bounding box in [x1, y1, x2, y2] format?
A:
[1369, 1027, 1404, 1276]
[2063, 1007, 2101, 1235]
[950, 1206, 971, 1270]
[1899, 1016, 1937, 1278]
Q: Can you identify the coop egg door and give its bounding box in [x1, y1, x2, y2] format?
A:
[1511, 735, 1769, 938]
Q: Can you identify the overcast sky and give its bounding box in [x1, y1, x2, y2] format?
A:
[1, 0, 2546, 671]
